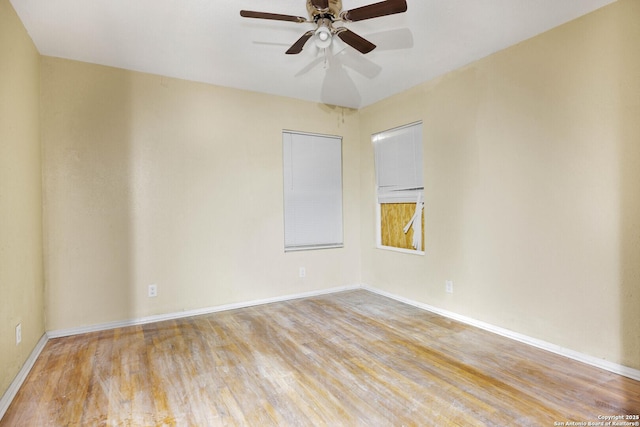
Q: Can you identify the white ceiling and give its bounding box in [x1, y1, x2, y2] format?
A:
[11, 0, 615, 109]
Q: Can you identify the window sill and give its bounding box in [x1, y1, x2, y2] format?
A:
[376, 245, 425, 256]
[285, 244, 344, 253]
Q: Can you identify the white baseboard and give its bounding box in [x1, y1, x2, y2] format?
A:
[0, 333, 49, 420]
[362, 284, 640, 382]
[47, 284, 362, 339]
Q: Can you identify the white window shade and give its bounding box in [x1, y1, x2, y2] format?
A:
[283, 131, 343, 251]
[373, 122, 423, 203]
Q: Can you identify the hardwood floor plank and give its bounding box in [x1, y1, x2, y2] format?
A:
[2, 290, 639, 426]
[31, 338, 74, 425]
[80, 330, 113, 426]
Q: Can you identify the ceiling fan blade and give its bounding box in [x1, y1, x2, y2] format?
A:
[337, 50, 382, 79]
[341, 0, 407, 22]
[336, 29, 376, 54]
[321, 59, 361, 108]
[311, 0, 329, 10]
[366, 28, 413, 51]
[286, 31, 315, 55]
[240, 10, 307, 23]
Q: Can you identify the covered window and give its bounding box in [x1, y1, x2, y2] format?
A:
[373, 122, 424, 253]
[283, 131, 343, 251]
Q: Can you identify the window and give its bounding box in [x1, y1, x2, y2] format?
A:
[283, 131, 343, 251]
[373, 122, 424, 253]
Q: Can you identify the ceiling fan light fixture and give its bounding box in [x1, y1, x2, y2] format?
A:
[314, 26, 332, 49]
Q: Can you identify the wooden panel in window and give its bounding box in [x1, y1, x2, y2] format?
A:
[380, 203, 424, 250]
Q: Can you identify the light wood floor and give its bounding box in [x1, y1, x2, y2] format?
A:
[2, 290, 639, 426]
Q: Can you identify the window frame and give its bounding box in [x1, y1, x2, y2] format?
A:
[372, 121, 425, 255]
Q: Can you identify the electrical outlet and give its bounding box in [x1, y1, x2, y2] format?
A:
[16, 323, 22, 345]
[148, 284, 158, 298]
[299, 267, 306, 278]
[446, 280, 454, 294]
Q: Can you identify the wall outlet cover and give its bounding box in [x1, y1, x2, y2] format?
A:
[446, 280, 454, 294]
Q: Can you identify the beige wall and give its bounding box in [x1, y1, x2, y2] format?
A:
[359, 0, 640, 370]
[41, 58, 362, 331]
[3, 0, 637, 400]
[0, 0, 45, 397]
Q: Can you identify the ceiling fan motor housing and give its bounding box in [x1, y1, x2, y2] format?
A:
[306, 0, 342, 20]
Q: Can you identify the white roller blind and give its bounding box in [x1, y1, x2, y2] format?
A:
[283, 131, 343, 251]
[373, 122, 423, 203]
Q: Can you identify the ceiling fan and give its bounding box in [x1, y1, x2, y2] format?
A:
[240, 0, 408, 55]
